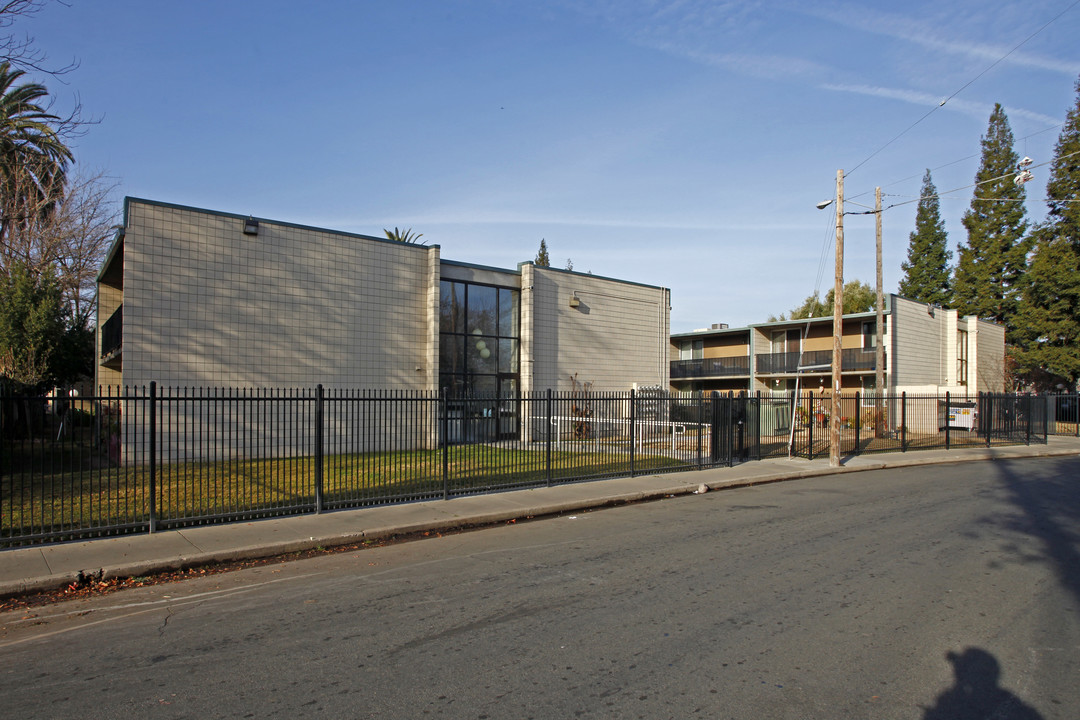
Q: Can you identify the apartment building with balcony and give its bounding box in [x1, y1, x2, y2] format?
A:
[670, 294, 1005, 396]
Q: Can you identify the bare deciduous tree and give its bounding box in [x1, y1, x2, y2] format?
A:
[0, 0, 78, 76]
[1, 169, 118, 318]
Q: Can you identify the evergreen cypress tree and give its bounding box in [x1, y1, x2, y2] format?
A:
[535, 238, 550, 266]
[1013, 76, 1080, 389]
[898, 170, 952, 305]
[953, 104, 1031, 333]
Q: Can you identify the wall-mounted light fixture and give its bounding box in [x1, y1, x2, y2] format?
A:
[243, 217, 259, 235]
[569, 294, 580, 308]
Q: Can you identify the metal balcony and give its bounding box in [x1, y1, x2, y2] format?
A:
[670, 356, 750, 379]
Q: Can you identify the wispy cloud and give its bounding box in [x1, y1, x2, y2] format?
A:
[802, 3, 1080, 76]
[568, 0, 1080, 82]
[564, 0, 762, 38]
[323, 209, 814, 234]
[437, 216, 810, 233]
[821, 83, 1062, 127]
[649, 42, 830, 81]
[565, 0, 828, 81]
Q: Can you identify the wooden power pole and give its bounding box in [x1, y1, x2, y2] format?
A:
[875, 187, 885, 437]
[830, 170, 844, 468]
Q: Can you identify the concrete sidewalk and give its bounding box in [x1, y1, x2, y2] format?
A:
[3, 437, 1079, 598]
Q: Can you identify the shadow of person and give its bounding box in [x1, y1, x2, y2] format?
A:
[923, 647, 1043, 720]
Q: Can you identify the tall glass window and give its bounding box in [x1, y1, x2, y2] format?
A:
[957, 330, 968, 386]
[439, 280, 520, 396]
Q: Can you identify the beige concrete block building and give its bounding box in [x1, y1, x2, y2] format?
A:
[98, 198, 670, 398]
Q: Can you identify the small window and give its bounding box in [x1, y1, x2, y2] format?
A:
[862, 321, 876, 350]
[680, 340, 703, 360]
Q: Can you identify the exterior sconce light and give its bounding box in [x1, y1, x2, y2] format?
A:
[569, 294, 580, 308]
[243, 217, 259, 235]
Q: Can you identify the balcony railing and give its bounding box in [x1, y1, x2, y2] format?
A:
[100, 305, 122, 360]
[755, 348, 882, 374]
[670, 356, 750, 379]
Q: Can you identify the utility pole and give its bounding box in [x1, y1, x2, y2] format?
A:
[875, 187, 885, 437]
[830, 169, 844, 468]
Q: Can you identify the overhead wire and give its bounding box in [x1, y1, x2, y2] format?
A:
[813, 208, 835, 301]
[879, 148, 1080, 211]
[847, 123, 1066, 204]
[844, 0, 1080, 179]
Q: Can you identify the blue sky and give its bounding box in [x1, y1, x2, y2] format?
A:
[26, 0, 1080, 332]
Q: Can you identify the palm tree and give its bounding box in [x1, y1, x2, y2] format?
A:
[383, 227, 424, 244]
[0, 61, 72, 245]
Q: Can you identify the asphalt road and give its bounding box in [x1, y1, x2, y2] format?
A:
[2, 457, 1078, 719]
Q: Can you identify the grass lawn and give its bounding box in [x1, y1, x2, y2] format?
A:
[2, 442, 685, 542]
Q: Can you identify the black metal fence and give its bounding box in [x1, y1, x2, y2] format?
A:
[1045, 394, 1080, 437]
[0, 386, 1065, 547]
[1, 386, 750, 546]
[774, 391, 1051, 460]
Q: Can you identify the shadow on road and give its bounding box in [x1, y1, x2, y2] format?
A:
[917, 457, 1080, 719]
[922, 647, 1043, 720]
[989, 456, 1080, 608]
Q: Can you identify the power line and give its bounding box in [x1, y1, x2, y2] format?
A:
[848, 123, 1065, 203]
[845, 0, 1079, 179]
[814, 210, 834, 300]
[880, 148, 1080, 211]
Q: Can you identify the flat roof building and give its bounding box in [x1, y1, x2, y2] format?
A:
[97, 198, 671, 397]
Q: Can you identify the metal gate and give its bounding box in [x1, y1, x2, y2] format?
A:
[710, 392, 758, 465]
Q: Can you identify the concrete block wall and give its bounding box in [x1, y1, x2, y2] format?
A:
[100, 199, 444, 459]
[523, 264, 670, 393]
[119, 199, 439, 391]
